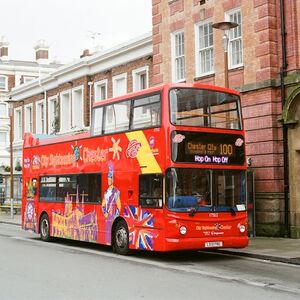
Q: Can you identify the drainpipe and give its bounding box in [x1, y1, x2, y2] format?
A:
[88, 81, 94, 127]
[38, 65, 47, 134]
[279, 0, 289, 237]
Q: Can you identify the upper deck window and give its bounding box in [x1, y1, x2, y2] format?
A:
[103, 101, 130, 134]
[132, 94, 160, 130]
[169, 88, 241, 130]
[91, 93, 161, 136]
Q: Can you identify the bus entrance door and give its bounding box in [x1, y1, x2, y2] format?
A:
[247, 170, 255, 237]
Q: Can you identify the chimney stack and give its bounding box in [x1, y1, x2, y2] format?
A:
[34, 39, 49, 64]
[80, 49, 92, 58]
[0, 36, 9, 61]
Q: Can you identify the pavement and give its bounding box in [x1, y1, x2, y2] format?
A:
[1, 212, 300, 265]
[0, 211, 21, 226]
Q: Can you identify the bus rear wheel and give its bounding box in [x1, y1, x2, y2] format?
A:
[40, 214, 51, 242]
[113, 220, 129, 255]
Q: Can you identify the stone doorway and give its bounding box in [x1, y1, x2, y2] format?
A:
[284, 85, 300, 238]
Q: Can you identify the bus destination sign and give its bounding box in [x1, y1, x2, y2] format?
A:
[172, 131, 245, 165]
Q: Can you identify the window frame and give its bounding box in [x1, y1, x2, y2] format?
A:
[94, 79, 108, 102]
[165, 168, 246, 212]
[0, 75, 8, 91]
[14, 108, 23, 141]
[169, 87, 242, 131]
[132, 66, 149, 92]
[39, 173, 102, 203]
[91, 92, 162, 137]
[103, 100, 130, 134]
[131, 94, 161, 130]
[92, 106, 103, 136]
[0, 131, 8, 149]
[48, 96, 59, 134]
[0, 102, 8, 117]
[195, 20, 214, 77]
[36, 99, 46, 134]
[171, 30, 185, 82]
[71, 85, 84, 130]
[139, 173, 163, 208]
[226, 8, 243, 69]
[112, 73, 127, 98]
[59, 90, 72, 133]
[24, 103, 33, 133]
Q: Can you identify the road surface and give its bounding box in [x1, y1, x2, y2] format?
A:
[0, 223, 299, 300]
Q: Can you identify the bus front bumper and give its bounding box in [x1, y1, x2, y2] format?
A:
[162, 236, 249, 252]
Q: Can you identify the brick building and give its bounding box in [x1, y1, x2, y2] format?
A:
[9, 32, 152, 182]
[0, 37, 60, 200]
[151, 0, 300, 237]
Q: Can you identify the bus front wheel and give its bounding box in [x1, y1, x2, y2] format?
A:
[40, 214, 51, 242]
[113, 220, 129, 255]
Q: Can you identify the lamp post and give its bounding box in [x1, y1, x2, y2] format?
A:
[212, 21, 238, 88]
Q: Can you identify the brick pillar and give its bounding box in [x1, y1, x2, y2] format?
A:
[152, 0, 163, 85]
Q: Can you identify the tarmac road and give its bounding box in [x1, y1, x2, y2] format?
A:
[0, 223, 299, 300]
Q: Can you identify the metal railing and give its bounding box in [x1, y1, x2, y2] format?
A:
[0, 198, 21, 218]
[0, 174, 22, 219]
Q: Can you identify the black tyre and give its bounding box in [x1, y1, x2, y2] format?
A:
[40, 214, 51, 242]
[113, 220, 129, 255]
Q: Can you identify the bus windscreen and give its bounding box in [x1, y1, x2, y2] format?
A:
[169, 88, 242, 130]
[166, 168, 246, 213]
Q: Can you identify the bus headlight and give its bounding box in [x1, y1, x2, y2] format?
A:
[179, 226, 187, 235]
[238, 224, 246, 233]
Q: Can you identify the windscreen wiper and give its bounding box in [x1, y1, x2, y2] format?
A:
[230, 206, 236, 216]
[188, 207, 197, 217]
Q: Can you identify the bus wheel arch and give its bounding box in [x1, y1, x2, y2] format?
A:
[39, 212, 51, 242]
[112, 217, 130, 255]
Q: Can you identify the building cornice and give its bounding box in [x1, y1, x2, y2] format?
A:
[9, 32, 153, 101]
[0, 63, 57, 74]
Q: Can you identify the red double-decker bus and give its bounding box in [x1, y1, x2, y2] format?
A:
[22, 83, 248, 254]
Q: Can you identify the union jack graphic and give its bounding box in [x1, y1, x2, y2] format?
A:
[123, 206, 157, 251]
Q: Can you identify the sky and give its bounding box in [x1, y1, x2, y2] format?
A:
[0, 0, 152, 63]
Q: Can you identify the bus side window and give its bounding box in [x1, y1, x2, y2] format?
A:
[139, 174, 163, 208]
[132, 94, 161, 130]
[77, 173, 101, 203]
[40, 176, 57, 202]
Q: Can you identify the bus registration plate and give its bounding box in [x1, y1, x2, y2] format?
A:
[205, 241, 223, 248]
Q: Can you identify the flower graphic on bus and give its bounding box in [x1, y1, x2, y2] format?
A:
[109, 137, 122, 160]
[32, 155, 41, 169]
[126, 139, 141, 158]
[172, 134, 185, 143]
[235, 138, 244, 147]
[124, 205, 157, 251]
[23, 157, 31, 169]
